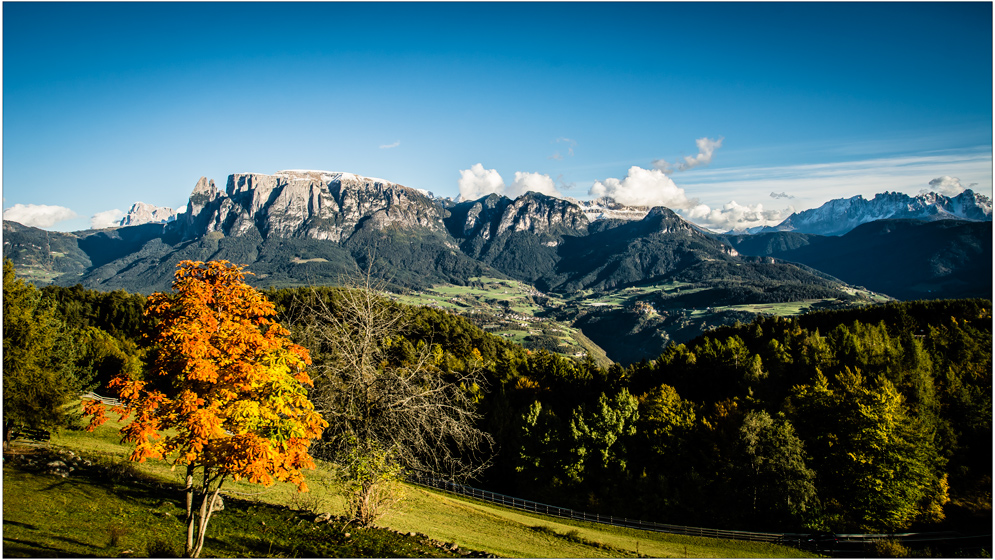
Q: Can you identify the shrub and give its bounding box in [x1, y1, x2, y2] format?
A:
[106, 524, 129, 547]
[869, 539, 912, 558]
[146, 536, 179, 557]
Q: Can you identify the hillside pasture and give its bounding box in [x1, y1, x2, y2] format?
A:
[2, 411, 815, 558]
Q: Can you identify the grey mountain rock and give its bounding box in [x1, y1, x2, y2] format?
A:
[447, 192, 590, 245]
[172, 171, 446, 242]
[119, 202, 177, 227]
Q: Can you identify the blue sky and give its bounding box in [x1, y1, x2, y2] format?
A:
[3, 2, 992, 232]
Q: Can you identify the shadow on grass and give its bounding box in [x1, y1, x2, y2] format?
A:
[38, 471, 184, 516]
[2, 520, 38, 530]
[218, 535, 303, 558]
[50, 533, 103, 549]
[3, 537, 99, 557]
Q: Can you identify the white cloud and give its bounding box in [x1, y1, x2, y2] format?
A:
[770, 191, 794, 199]
[90, 209, 125, 229]
[379, 141, 401, 149]
[589, 166, 698, 208]
[3, 204, 77, 228]
[653, 137, 724, 173]
[926, 176, 966, 196]
[509, 171, 562, 198]
[458, 163, 506, 201]
[681, 201, 788, 233]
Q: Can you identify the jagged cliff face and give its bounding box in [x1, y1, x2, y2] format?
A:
[455, 192, 590, 241]
[173, 171, 446, 242]
[768, 190, 993, 236]
[172, 173, 660, 246]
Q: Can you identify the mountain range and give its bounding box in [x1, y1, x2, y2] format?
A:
[1, 171, 839, 292]
[4, 170, 989, 299]
[757, 189, 991, 236]
[3, 169, 990, 363]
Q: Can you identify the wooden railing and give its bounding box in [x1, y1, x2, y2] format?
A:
[408, 474, 992, 555]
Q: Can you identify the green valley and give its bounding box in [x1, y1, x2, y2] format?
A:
[391, 276, 889, 365]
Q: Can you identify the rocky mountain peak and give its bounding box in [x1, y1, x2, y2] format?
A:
[119, 202, 176, 227]
[496, 192, 589, 237]
[448, 191, 589, 242]
[571, 196, 651, 222]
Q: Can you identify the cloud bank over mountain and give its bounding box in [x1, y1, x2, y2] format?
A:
[458, 164, 507, 200]
[589, 166, 697, 208]
[2, 203, 77, 228]
[458, 164, 562, 200]
[90, 209, 125, 229]
[927, 176, 973, 196]
[685, 201, 788, 233]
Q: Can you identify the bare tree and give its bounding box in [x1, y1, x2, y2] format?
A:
[288, 274, 494, 523]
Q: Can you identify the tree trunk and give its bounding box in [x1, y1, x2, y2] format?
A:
[3, 422, 16, 452]
[191, 477, 225, 558]
[184, 465, 196, 557]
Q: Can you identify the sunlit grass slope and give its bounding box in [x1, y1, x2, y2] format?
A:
[383, 485, 814, 558]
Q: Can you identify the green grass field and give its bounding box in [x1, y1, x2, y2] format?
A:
[2, 413, 815, 558]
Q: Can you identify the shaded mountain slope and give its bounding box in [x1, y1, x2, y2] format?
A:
[722, 219, 992, 300]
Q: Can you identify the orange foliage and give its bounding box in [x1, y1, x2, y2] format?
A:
[84, 260, 327, 490]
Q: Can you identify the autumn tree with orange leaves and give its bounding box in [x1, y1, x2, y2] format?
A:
[84, 260, 327, 558]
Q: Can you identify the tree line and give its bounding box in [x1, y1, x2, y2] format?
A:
[4, 257, 990, 545]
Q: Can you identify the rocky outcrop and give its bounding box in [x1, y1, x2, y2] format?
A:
[172, 171, 446, 241]
[119, 202, 177, 227]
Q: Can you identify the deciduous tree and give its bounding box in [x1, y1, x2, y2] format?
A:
[728, 410, 817, 529]
[789, 368, 948, 531]
[3, 258, 86, 449]
[290, 277, 494, 525]
[84, 260, 326, 558]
